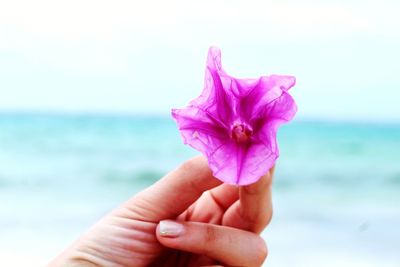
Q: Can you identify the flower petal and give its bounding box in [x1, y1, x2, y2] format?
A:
[253, 90, 297, 127]
[172, 107, 229, 156]
[208, 141, 277, 185]
[251, 92, 297, 154]
[190, 47, 234, 127]
[269, 75, 296, 91]
[238, 75, 296, 122]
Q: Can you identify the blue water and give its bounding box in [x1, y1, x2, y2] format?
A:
[0, 113, 399, 266]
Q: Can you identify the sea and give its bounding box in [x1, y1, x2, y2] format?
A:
[0, 112, 399, 267]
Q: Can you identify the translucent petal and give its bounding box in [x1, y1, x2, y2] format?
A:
[172, 107, 228, 156]
[208, 141, 278, 185]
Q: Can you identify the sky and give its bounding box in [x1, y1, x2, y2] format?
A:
[0, 0, 399, 121]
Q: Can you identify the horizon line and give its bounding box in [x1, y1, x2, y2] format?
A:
[0, 108, 399, 126]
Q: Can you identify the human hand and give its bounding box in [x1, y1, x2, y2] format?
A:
[49, 156, 274, 267]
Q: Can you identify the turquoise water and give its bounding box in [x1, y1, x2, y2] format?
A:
[0, 113, 399, 266]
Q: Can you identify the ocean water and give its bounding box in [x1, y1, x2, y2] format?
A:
[0, 113, 399, 267]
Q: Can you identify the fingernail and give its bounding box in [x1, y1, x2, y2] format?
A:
[159, 220, 184, 237]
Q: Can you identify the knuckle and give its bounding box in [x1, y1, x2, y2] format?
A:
[259, 207, 273, 231]
[205, 224, 218, 244]
[239, 203, 273, 233]
[199, 224, 218, 255]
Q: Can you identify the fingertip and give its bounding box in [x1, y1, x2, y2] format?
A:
[178, 157, 222, 199]
[242, 167, 273, 195]
[179, 156, 206, 174]
[255, 234, 269, 265]
[270, 165, 276, 181]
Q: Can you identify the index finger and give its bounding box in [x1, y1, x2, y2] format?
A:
[123, 156, 221, 221]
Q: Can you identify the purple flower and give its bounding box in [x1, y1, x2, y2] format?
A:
[172, 47, 297, 185]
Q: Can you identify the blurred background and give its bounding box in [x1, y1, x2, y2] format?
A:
[0, 0, 399, 266]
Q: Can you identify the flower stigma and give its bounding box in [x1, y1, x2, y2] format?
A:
[231, 123, 253, 143]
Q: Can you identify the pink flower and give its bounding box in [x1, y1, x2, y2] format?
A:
[172, 47, 297, 185]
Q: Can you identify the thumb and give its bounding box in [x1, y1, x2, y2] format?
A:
[156, 220, 267, 267]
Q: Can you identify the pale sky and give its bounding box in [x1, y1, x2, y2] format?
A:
[0, 0, 399, 121]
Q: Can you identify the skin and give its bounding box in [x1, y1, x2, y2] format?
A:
[48, 156, 274, 267]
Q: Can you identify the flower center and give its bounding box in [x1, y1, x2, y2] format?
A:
[231, 124, 253, 143]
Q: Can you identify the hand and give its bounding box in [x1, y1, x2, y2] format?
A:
[49, 156, 274, 267]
